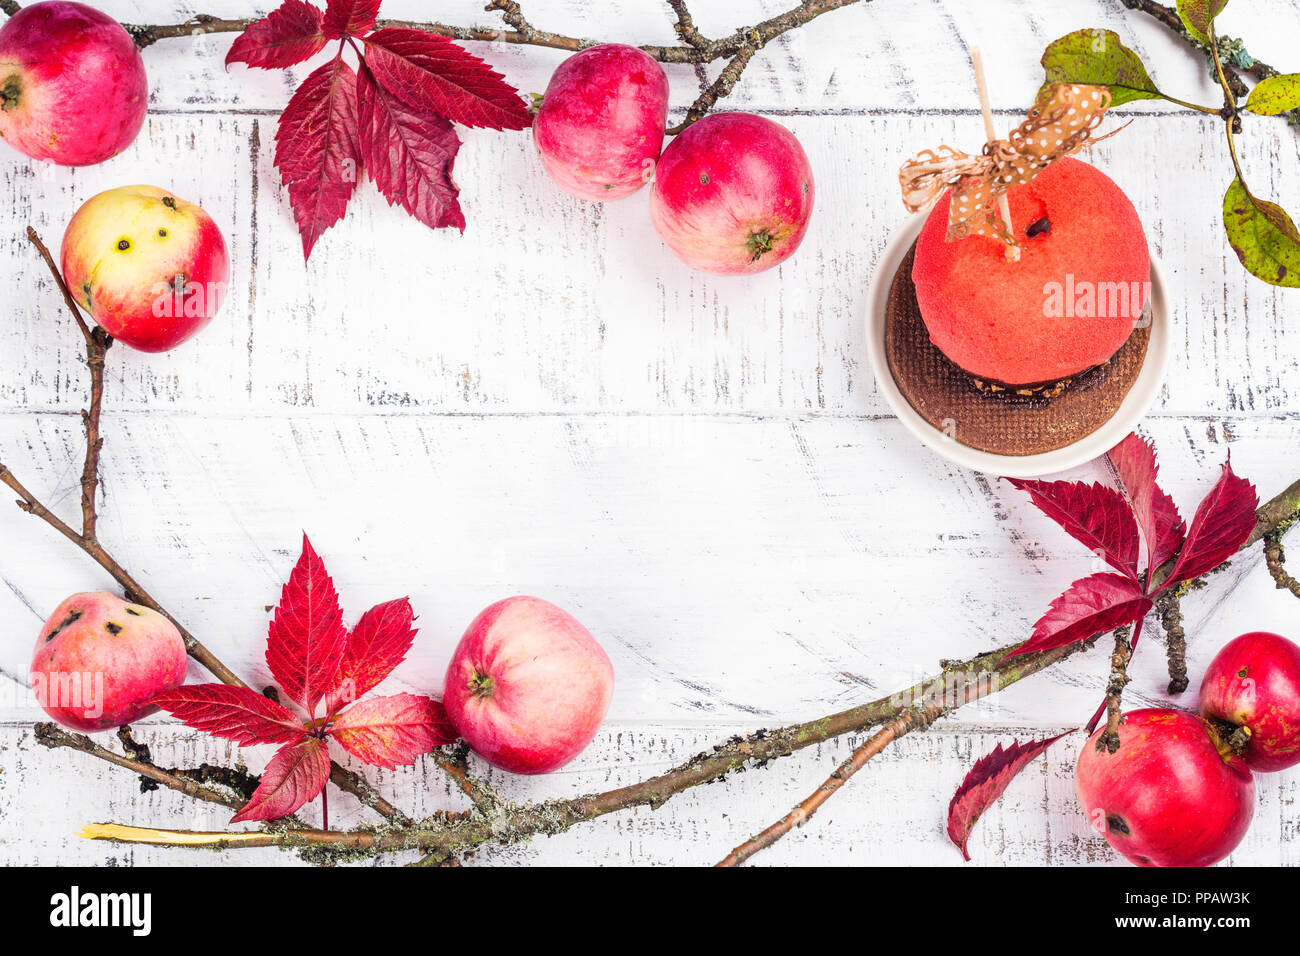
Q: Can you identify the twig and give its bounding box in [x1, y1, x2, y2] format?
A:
[0, 0, 871, 131]
[667, 0, 710, 50]
[1156, 584, 1195, 693]
[1122, 0, 1300, 126]
[716, 703, 944, 867]
[1264, 529, 1300, 598]
[432, 742, 501, 816]
[35, 723, 246, 812]
[1100, 624, 1134, 753]
[4, 231, 407, 828]
[78, 635, 1099, 857]
[55, 468, 1300, 862]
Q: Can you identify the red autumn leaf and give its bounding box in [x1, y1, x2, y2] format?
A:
[1011, 572, 1152, 657]
[1108, 433, 1186, 572]
[325, 597, 417, 713]
[328, 693, 456, 769]
[226, 0, 328, 70]
[322, 0, 380, 39]
[361, 29, 532, 131]
[947, 732, 1071, 861]
[356, 63, 465, 232]
[231, 736, 331, 823]
[152, 684, 305, 746]
[1006, 478, 1141, 579]
[1161, 456, 1259, 590]
[274, 54, 363, 259]
[265, 534, 348, 715]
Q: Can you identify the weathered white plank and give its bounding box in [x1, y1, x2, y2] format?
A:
[6, 112, 1300, 417]
[1, 413, 1297, 729]
[2, 720, 1295, 866]
[107, 0, 1300, 117]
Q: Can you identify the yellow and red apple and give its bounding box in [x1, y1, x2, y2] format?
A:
[61, 185, 230, 352]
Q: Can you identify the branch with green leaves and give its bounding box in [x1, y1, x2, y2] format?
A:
[1041, 0, 1300, 287]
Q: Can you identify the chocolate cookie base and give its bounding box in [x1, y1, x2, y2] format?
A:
[884, 242, 1151, 457]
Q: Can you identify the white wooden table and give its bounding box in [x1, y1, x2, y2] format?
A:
[2, 0, 1299, 866]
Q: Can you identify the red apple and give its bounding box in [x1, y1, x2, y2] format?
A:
[1075, 708, 1255, 867]
[533, 43, 668, 201]
[0, 2, 148, 166]
[1200, 631, 1300, 772]
[443, 596, 613, 774]
[649, 112, 815, 275]
[61, 185, 230, 352]
[912, 157, 1150, 386]
[31, 592, 188, 731]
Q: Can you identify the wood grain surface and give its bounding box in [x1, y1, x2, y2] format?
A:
[1, 0, 1298, 866]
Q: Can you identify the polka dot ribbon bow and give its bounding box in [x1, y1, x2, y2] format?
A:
[898, 83, 1115, 249]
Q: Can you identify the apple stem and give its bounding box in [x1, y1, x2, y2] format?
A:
[746, 229, 775, 262]
[970, 47, 1020, 264]
[1, 75, 19, 112]
[469, 672, 496, 699]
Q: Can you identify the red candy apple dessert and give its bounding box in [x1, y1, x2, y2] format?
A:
[443, 596, 614, 774]
[912, 156, 1150, 394]
[534, 43, 669, 201]
[0, 1, 149, 166]
[650, 112, 815, 276]
[31, 592, 188, 732]
[1200, 631, 1300, 772]
[1075, 708, 1255, 867]
[61, 185, 230, 352]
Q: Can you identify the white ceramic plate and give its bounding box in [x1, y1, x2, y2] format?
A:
[865, 214, 1170, 479]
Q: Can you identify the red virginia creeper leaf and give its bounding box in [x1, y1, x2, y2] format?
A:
[947, 732, 1071, 861]
[274, 54, 363, 259]
[361, 29, 532, 131]
[325, 597, 418, 713]
[266, 534, 348, 716]
[230, 736, 331, 823]
[1108, 433, 1186, 572]
[328, 693, 456, 769]
[152, 684, 306, 746]
[1006, 478, 1141, 579]
[226, 0, 327, 70]
[1011, 572, 1152, 657]
[1162, 456, 1260, 590]
[356, 63, 466, 232]
[322, 0, 380, 39]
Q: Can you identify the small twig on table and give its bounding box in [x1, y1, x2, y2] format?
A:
[716, 703, 945, 867]
[432, 742, 502, 816]
[1156, 584, 1195, 694]
[4, 230, 407, 827]
[1264, 529, 1300, 598]
[1100, 624, 1134, 753]
[0, 0, 872, 132]
[36, 723, 246, 812]
[667, 0, 710, 50]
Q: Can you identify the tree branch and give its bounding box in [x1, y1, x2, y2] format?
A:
[4, 230, 407, 828]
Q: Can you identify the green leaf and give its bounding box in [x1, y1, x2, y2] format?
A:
[1177, 0, 1229, 46]
[1245, 73, 1300, 115]
[1040, 29, 1164, 107]
[1222, 177, 1300, 288]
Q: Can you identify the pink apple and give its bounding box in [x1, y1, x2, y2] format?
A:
[31, 592, 188, 731]
[61, 185, 231, 352]
[0, 2, 148, 166]
[443, 596, 614, 774]
[1075, 708, 1255, 867]
[649, 112, 815, 275]
[533, 43, 669, 201]
[1200, 631, 1300, 772]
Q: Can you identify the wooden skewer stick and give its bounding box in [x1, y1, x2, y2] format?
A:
[970, 46, 1020, 263]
